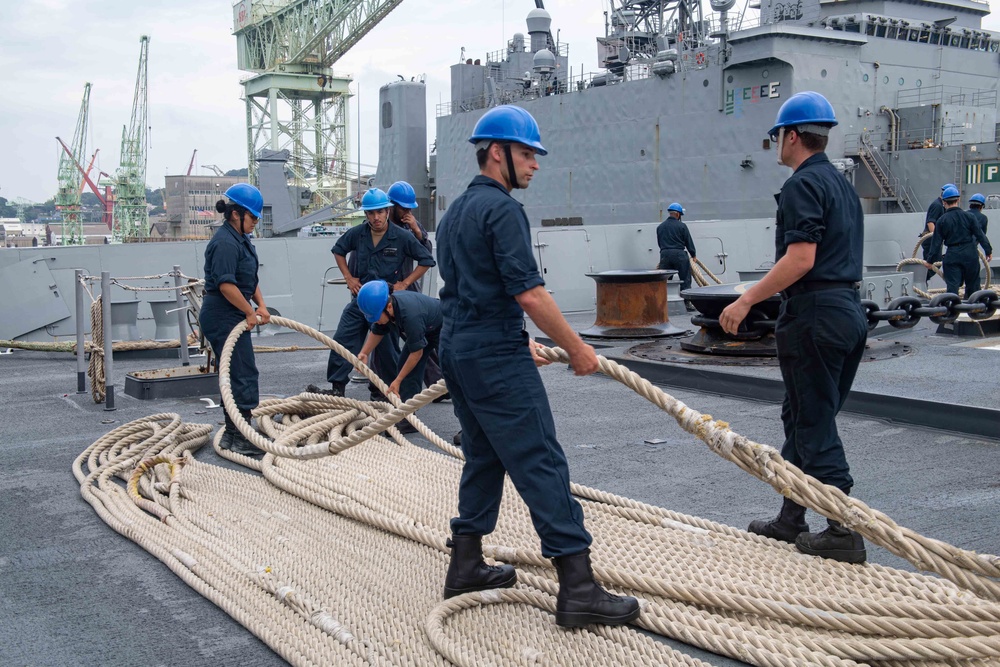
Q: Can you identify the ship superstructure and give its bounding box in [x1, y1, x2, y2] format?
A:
[434, 0, 1000, 225]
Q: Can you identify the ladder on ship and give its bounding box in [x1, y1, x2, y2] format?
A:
[853, 133, 919, 213]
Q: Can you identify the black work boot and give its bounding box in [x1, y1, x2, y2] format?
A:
[452, 431, 462, 446]
[443, 535, 517, 599]
[796, 519, 867, 564]
[306, 381, 345, 397]
[229, 408, 264, 458]
[552, 549, 641, 628]
[748, 497, 809, 544]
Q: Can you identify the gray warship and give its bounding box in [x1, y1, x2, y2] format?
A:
[2, 2, 1000, 665]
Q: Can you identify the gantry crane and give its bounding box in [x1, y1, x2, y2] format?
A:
[232, 0, 404, 226]
[112, 35, 150, 241]
[55, 83, 91, 246]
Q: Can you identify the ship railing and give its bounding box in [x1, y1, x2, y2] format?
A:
[485, 41, 570, 65]
[845, 125, 970, 153]
[848, 132, 919, 212]
[897, 85, 997, 109]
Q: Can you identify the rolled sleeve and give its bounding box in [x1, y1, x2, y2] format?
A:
[781, 178, 825, 246]
[487, 203, 545, 296]
[332, 229, 357, 257]
[209, 242, 239, 287]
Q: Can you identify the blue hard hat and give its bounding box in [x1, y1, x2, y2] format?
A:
[767, 91, 838, 138]
[469, 105, 548, 155]
[941, 183, 956, 191]
[361, 188, 391, 211]
[387, 181, 418, 209]
[667, 202, 685, 214]
[357, 280, 390, 324]
[970, 193, 986, 204]
[942, 185, 960, 200]
[224, 183, 263, 218]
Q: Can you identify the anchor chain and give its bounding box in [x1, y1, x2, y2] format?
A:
[690, 290, 999, 334]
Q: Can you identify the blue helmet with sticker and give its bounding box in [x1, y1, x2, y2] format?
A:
[942, 185, 960, 200]
[387, 181, 418, 209]
[667, 202, 685, 215]
[469, 105, 547, 155]
[224, 183, 263, 218]
[357, 280, 390, 324]
[361, 188, 391, 211]
[767, 91, 838, 138]
[970, 193, 986, 205]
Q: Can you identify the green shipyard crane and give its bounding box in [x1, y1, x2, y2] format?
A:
[55, 83, 92, 246]
[233, 0, 404, 231]
[112, 35, 150, 241]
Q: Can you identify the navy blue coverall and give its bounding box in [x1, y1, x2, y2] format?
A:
[370, 290, 442, 401]
[775, 152, 867, 494]
[928, 208, 993, 295]
[655, 215, 697, 291]
[436, 175, 591, 559]
[969, 208, 989, 236]
[922, 197, 945, 280]
[200, 221, 260, 410]
[327, 222, 435, 386]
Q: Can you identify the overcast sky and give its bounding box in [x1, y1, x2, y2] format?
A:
[2, 0, 999, 203]
[0, 0, 608, 203]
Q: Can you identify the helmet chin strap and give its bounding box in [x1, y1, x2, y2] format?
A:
[503, 143, 522, 190]
[775, 127, 787, 166]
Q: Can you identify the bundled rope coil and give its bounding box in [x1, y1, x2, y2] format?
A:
[73, 315, 1000, 666]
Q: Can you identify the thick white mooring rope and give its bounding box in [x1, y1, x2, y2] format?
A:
[73, 315, 1000, 666]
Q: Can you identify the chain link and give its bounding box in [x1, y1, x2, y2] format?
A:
[691, 290, 999, 334]
[862, 290, 999, 330]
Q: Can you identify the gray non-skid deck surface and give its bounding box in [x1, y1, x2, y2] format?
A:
[2, 321, 998, 667]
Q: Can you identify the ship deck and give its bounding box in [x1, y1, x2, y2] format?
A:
[2, 310, 998, 666]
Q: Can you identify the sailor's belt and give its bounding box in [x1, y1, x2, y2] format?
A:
[782, 281, 861, 299]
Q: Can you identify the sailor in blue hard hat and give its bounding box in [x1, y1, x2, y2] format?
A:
[386, 180, 446, 396]
[920, 183, 957, 282]
[435, 104, 641, 628]
[967, 192, 989, 236]
[928, 184, 993, 295]
[199, 183, 268, 458]
[722, 91, 870, 564]
[307, 187, 435, 398]
[656, 202, 698, 310]
[354, 280, 444, 430]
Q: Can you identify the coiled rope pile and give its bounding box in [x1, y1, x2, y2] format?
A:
[74, 316, 1000, 666]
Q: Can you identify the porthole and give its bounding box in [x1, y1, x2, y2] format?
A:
[703, 79, 709, 87]
[883, 76, 889, 84]
[762, 69, 769, 78]
[727, 75, 734, 83]
[898, 77, 904, 85]
[916, 79, 922, 87]
[821, 69, 827, 78]
[863, 73, 869, 82]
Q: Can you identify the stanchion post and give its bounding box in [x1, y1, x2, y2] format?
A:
[101, 271, 116, 411]
[174, 265, 190, 366]
[75, 269, 87, 394]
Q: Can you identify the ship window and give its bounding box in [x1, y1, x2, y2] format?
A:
[761, 69, 769, 78]
[381, 101, 392, 129]
[883, 76, 889, 84]
[863, 73, 869, 82]
[898, 77, 904, 85]
[821, 69, 827, 78]
[916, 79, 922, 87]
[703, 79, 709, 87]
[727, 75, 734, 83]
